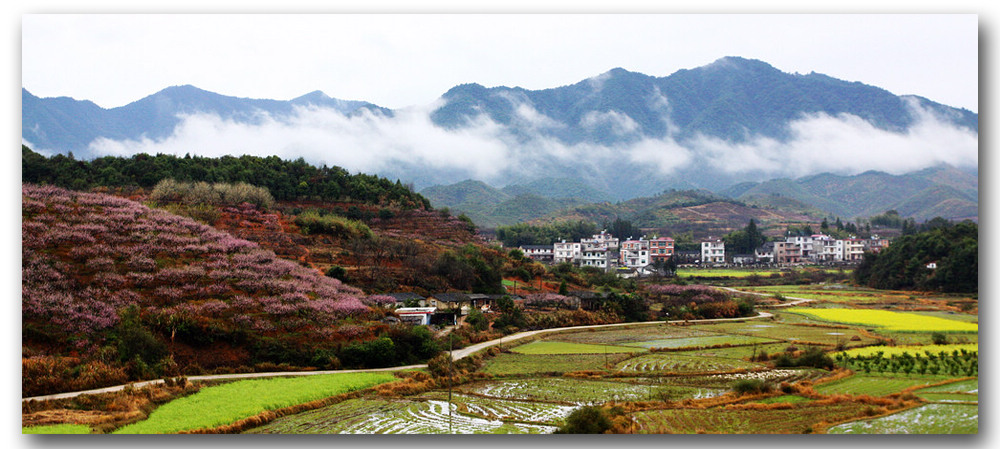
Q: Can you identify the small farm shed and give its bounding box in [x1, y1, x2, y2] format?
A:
[395, 307, 437, 325]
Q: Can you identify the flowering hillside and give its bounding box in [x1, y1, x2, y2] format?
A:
[22, 184, 419, 395]
[23, 183, 374, 340]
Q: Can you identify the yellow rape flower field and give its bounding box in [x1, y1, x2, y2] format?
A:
[786, 308, 978, 333]
[836, 344, 978, 358]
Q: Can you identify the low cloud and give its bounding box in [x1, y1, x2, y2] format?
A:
[579, 110, 640, 136]
[688, 99, 978, 178]
[87, 96, 977, 190]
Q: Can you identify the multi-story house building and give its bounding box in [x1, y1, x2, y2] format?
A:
[581, 243, 614, 270]
[773, 241, 802, 264]
[519, 244, 554, 263]
[836, 237, 866, 261]
[553, 240, 582, 265]
[701, 238, 725, 264]
[582, 230, 619, 251]
[620, 239, 650, 268]
[648, 236, 675, 264]
[755, 242, 775, 264]
[864, 235, 891, 254]
[812, 234, 840, 262]
[786, 235, 814, 261]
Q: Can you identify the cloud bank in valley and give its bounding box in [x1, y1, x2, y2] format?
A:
[87, 96, 978, 190]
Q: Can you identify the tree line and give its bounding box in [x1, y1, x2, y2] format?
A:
[853, 220, 977, 293]
[21, 145, 430, 209]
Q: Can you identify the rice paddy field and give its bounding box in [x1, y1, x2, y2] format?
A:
[510, 340, 647, 355]
[480, 352, 635, 375]
[826, 404, 978, 434]
[812, 373, 953, 396]
[634, 403, 869, 434]
[27, 279, 977, 435]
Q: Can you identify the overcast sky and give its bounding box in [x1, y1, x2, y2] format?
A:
[22, 13, 979, 112]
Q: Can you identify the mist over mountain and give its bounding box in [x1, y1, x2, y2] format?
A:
[23, 56, 977, 203]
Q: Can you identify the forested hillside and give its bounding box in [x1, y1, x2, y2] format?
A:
[854, 221, 978, 293]
[21, 146, 429, 209]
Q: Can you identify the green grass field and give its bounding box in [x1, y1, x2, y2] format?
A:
[22, 424, 92, 434]
[114, 372, 396, 434]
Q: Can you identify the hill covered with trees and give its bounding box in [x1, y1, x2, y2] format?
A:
[853, 220, 978, 293]
[21, 145, 429, 209]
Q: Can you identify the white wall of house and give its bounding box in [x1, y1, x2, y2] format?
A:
[554, 241, 582, 264]
[701, 239, 725, 263]
[620, 239, 650, 268]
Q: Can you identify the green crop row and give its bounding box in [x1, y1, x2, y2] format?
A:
[114, 372, 396, 434]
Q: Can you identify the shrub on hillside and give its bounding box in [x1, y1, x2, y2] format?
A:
[150, 179, 274, 209]
[294, 210, 373, 240]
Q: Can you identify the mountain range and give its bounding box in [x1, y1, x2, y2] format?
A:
[22, 56, 978, 224]
[421, 165, 978, 229]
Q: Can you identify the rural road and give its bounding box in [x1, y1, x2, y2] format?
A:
[23, 289, 807, 403]
[717, 286, 815, 307]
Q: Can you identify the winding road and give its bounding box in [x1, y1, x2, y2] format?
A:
[23, 288, 814, 403]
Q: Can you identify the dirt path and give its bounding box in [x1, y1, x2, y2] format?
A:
[24, 304, 779, 403]
[717, 286, 815, 307]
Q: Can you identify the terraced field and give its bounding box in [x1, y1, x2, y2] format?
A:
[813, 373, 953, 396]
[481, 352, 634, 375]
[623, 334, 777, 349]
[510, 341, 647, 355]
[26, 280, 979, 435]
[827, 404, 978, 434]
[246, 397, 561, 434]
[915, 379, 978, 404]
[616, 353, 763, 373]
[543, 325, 713, 345]
[460, 377, 679, 404]
[687, 321, 877, 347]
[635, 403, 869, 434]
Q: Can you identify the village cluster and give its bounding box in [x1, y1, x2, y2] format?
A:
[517, 230, 892, 274]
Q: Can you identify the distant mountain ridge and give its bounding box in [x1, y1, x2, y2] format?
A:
[22, 85, 387, 156]
[23, 56, 978, 206]
[721, 165, 978, 221]
[431, 59, 977, 145]
[425, 165, 978, 229]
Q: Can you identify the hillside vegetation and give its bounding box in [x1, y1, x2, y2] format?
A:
[854, 221, 978, 293]
[21, 145, 429, 209]
[21, 184, 439, 396]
